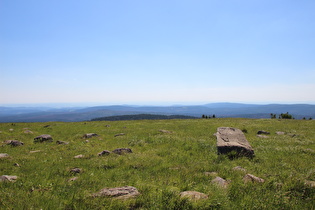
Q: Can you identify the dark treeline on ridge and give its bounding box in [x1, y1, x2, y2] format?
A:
[91, 114, 197, 121]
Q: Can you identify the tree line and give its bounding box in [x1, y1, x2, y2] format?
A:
[270, 112, 312, 120]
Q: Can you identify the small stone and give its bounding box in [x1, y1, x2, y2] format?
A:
[83, 133, 98, 138]
[0, 175, 17, 182]
[211, 176, 229, 188]
[276, 131, 285, 135]
[257, 135, 269, 138]
[0, 153, 9, 158]
[91, 186, 140, 199]
[70, 168, 82, 174]
[114, 133, 125, 137]
[180, 191, 208, 201]
[34, 134, 53, 142]
[14, 163, 20, 167]
[159, 129, 172, 134]
[112, 148, 132, 155]
[24, 130, 33, 134]
[305, 180, 315, 188]
[233, 166, 246, 172]
[243, 174, 265, 183]
[7, 140, 24, 146]
[30, 150, 41, 153]
[56, 140, 69, 145]
[98, 150, 111, 156]
[9, 129, 14, 132]
[257, 130, 270, 135]
[74, 154, 84, 159]
[204, 172, 218, 177]
[68, 177, 79, 182]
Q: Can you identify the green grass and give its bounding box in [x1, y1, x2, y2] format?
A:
[1, 119, 315, 209]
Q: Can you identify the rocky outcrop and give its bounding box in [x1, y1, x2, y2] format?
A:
[216, 127, 254, 158]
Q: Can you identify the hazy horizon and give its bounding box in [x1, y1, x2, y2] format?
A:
[1, 1, 314, 105]
[1, 101, 315, 108]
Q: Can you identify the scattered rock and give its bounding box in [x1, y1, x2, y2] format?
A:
[34, 134, 53, 142]
[211, 176, 229, 188]
[276, 131, 285, 135]
[257, 135, 269, 138]
[43, 125, 51, 128]
[70, 168, 82, 174]
[305, 180, 315, 188]
[112, 148, 132, 155]
[0, 153, 9, 158]
[257, 130, 270, 135]
[68, 177, 79, 182]
[180, 191, 208, 201]
[91, 186, 140, 199]
[0, 175, 17, 182]
[98, 150, 111, 156]
[159, 129, 172, 134]
[29, 150, 41, 153]
[204, 172, 218, 177]
[5, 140, 24, 146]
[105, 125, 111, 127]
[56, 140, 69, 145]
[114, 133, 125, 137]
[24, 130, 33, 134]
[74, 154, 84, 159]
[233, 166, 246, 172]
[216, 127, 254, 158]
[83, 133, 98, 138]
[243, 174, 265, 183]
[14, 163, 20, 167]
[9, 129, 14, 132]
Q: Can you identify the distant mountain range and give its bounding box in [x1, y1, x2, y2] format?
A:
[0, 103, 314, 122]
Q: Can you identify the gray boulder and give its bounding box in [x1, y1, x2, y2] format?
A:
[216, 127, 254, 158]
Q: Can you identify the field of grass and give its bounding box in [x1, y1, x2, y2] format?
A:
[1, 118, 315, 209]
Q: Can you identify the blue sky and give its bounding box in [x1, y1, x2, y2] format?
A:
[1, 0, 315, 106]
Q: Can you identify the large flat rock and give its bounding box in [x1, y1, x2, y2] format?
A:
[216, 127, 254, 158]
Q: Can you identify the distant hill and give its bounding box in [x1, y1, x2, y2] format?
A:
[91, 114, 198, 121]
[0, 103, 314, 122]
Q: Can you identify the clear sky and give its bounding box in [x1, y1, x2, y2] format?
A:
[1, 0, 315, 106]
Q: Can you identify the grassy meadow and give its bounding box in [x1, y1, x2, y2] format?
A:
[0, 118, 315, 209]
